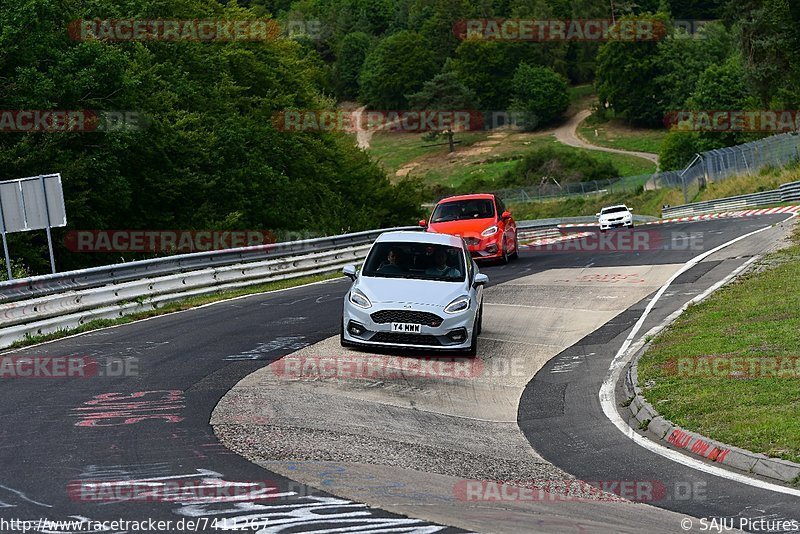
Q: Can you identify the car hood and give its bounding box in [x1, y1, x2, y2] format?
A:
[356, 276, 466, 306]
[427, 218, 496, 238]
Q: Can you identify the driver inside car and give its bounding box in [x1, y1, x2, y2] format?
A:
[425, 247, 461, 278]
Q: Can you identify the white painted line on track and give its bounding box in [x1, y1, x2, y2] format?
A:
[599, 212, 800, 497]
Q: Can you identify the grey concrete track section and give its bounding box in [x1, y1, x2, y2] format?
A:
[213, 221, 761, 531]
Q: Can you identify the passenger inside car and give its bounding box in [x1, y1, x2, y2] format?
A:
[377, 247, 405, 274]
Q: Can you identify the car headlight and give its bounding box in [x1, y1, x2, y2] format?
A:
[444, 295, 470, 314]
[349, 289, 372, 309]
[481, 226, 498, 237]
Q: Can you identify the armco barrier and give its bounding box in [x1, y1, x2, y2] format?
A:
[0, 215, 665, 348]
[0, 226, 424, 348]
[662, 180, 800, 218]
[0, 226, 418, 304]
[0, 218, 588, 348]
[0, 245, 370, 348]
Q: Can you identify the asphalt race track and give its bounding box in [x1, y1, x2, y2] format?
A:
[0, 214, 797, 534]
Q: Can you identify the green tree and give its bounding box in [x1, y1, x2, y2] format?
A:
[730, 0, 796, 107]
[406, 71, 478, 152]
[333, 31, 372, 99]
[658, 131, 702, 170]
[358, 31, 439, 108]
[509, 63, 569, 130]
[446, 39, 534, 111]
[654, 21, 732, 113]
[0, 0, 424, 273]
[595, 13, 670, 126]
[659, 56, 756, 169]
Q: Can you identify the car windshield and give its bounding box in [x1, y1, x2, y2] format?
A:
[362, 242, 466, 282]
[431, 199, 495, 223]
[602, 207, 629, 214]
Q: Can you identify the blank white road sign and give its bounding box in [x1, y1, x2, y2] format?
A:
[0, 174, 67, 233]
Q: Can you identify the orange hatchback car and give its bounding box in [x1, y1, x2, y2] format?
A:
[421, 193, 519, 264]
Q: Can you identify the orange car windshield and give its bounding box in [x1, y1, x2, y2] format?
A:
[431, 199, 495, 223]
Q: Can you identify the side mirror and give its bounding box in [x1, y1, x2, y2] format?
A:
[473, 273, 488, 286]
[343, 264, 357, 281]
[419, 219, 428, 228]
[595, 213, 601, 218]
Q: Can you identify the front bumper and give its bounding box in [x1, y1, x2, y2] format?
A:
[342, 301, 475, 350]
[599, 218, 633, 230]
[465, 236, 503, 259]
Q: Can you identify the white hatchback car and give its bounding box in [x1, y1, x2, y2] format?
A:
[341, 231, 487, 356]
[596, 204, 634, 231]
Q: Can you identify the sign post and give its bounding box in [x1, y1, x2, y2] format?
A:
[0, 173, 67, 279]
[0, 201, 11, 280]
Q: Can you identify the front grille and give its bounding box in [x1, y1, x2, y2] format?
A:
[370, 310, 443, 327]
[464, 237, 481, 246]
[370, 332, 442, 346]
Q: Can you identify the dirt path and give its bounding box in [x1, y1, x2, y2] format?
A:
[554, 109, 660, 165]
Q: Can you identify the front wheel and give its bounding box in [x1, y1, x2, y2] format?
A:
[465, 321, 478, 357]
[510, 233, 519, 259]
[499, 243, 509, 265]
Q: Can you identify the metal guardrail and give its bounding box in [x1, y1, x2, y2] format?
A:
[0, 225, 425, 348]
[517, 215, 656, 229]
[0, 215, 665, 348]
[0, 219, 572, 349]
[662, 180, 800, 217]
[0, 226, 418, 304]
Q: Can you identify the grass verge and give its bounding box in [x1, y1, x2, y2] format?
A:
[577, 119, 667, 155]
[637, 222, 800, 463]
[7, 272, 341, 350]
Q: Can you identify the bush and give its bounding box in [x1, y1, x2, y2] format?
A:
[456, 146, 620, 193]
[659, 131, 702, 171]
[509, 63, 569, 130]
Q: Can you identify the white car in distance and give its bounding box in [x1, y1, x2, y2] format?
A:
[596, 205, 634, 231]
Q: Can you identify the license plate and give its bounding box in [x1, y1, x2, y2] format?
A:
[391, 322, 421, 334]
